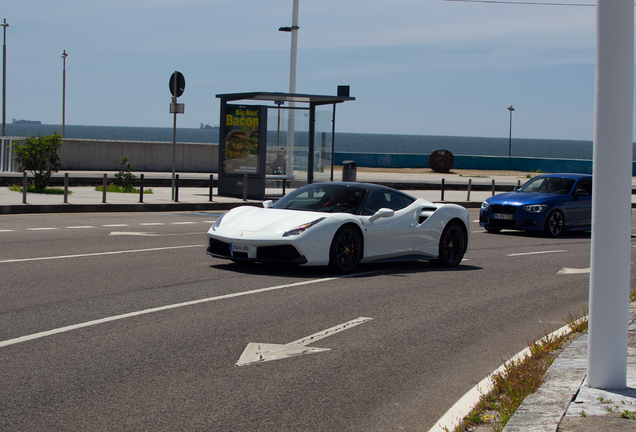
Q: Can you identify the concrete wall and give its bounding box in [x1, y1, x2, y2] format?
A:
[334, 152, 617, 175]
[58, 139, 219, 172]
[8, 138, 636, 175]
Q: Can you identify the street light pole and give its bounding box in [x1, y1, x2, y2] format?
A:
[61, 50, 68, 138]
[2, 19, 8, 138]
[507, 105, 514, 157]
[279, 0, 299, 177]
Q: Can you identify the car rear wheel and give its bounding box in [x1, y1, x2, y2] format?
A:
[329, 225, 362, 274]
[544, 210, 564, 237]
[435, 221, 467, 267]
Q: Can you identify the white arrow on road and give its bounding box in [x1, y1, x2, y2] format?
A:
[236, 317, 374, 367]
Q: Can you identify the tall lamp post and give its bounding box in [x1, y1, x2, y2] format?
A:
[507, 105, 514, 157]
[61, 50, 68, 138]
[2, 19, 8, 138]
[279, 0, 299, 177]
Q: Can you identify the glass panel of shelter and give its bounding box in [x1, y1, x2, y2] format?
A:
[265, 105, 335, 190]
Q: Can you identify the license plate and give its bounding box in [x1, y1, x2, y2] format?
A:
[494, 213, 513, 220]
[230, 243, 250, 253]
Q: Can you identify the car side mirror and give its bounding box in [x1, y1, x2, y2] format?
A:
[369, 208, 395, 222]
[575, 189, 589, 197]
[263, 200, 274, 208]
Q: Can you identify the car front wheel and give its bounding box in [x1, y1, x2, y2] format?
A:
[544, 210, 564, 237]
[329, 225, 362, 274]
[435, 221, 467, 267]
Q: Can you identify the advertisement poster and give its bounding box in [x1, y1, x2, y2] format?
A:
[223, 105, 260, 175]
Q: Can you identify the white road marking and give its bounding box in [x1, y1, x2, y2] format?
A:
[0, 244, 203, 264]
[171, 221, 197, 225]
[140, 223, 165, 226]
[0, 275, 343, 349]
[0, 229, 15, 232]
[236, 317, 374, 366]
[109, 231, 159, 237]
[506, 250, 566, 257]
[558, 267, 590, 275]
[66, 226, 95, 229]
[26, 227, 58, 231]
[102, 224, 129, 227]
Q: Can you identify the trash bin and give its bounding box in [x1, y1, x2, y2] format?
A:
[342, 160, 357, 182]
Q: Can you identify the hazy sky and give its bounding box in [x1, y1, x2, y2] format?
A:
[2, 1, 613, 140]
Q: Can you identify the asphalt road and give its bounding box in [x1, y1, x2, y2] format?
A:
[0, 210, 627, 431]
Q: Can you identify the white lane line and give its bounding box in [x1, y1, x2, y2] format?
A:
[102, 224, 129, 227]
[0, 244, 203, 263]
[506, 250, 566, 257]
[0, 229, 15, 232]
[26, 227, 58, 231]
[66, 226, 95, 229]
[109, 232, 158, 237]
[0, 276, 343, 349]
[558, 267, 590, 275]
[140, 223, 165, 226]
[171, 222, 197, 225]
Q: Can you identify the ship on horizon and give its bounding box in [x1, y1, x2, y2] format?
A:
[12, 118, 42, 125]
[200, 123, 218, 130]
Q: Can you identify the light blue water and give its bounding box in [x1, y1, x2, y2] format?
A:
[5, 123, 624, 160]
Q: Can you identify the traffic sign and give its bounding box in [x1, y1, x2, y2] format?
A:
[169, 71, 185, 98]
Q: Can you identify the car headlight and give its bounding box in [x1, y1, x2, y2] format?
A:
[481, 201, 490, 210]
[283, 217, 326, 237]
[522, 204, 548, 213]
[211, 213, 226, 231]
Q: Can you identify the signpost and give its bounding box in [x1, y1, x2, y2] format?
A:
[169, 71, 185, 201]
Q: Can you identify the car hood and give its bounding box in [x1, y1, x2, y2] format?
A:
[216, 206, 334, 233]
[486, 192, 567, 206]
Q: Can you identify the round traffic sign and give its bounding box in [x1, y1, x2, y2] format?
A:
[169, 72, 185, 97]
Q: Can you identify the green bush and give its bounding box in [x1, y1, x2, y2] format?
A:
[13, 132, 64, 192]
[114, 157, 137, 192]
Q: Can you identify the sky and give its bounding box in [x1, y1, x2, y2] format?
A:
[1, 0, 615, 141]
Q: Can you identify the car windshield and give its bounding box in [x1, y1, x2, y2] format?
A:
[271, 184, 367, 214]
[519, 176, 576, 195]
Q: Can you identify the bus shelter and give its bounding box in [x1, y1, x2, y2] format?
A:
[216, 91, 355, 199]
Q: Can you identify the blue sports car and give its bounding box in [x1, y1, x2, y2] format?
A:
[479, 173, 592, 237]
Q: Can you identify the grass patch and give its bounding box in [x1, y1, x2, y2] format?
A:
[95, 184, 153, 194]
[8, 184, 71, 194]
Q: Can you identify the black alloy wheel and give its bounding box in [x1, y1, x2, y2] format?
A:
[435, 221, 467, 267]
[544, 210, 564, 237]
[329, 225, 362, 274]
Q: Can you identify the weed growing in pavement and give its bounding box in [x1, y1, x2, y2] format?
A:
[444, 288, 636, 432]
[598, 397, 636, 419]
[566, 305, 588, 333]
[8, 184, 71, 194]
[448, 308, 591, 432]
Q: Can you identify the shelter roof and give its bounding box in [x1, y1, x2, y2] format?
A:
[216, 91, 355, 106]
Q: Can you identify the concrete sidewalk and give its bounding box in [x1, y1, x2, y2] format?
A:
[0, 169, 531, 214]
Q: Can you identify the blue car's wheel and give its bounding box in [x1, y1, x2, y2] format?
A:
[435, 221, 467, 267]
[329, 225, 362, 274]
[544, 210, 564, 237]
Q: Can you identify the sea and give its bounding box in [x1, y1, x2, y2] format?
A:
[5, 123, 633, 161]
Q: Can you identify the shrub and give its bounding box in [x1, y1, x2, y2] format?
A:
[13, 132, 64, 192]
[114, 157, 137, 192]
